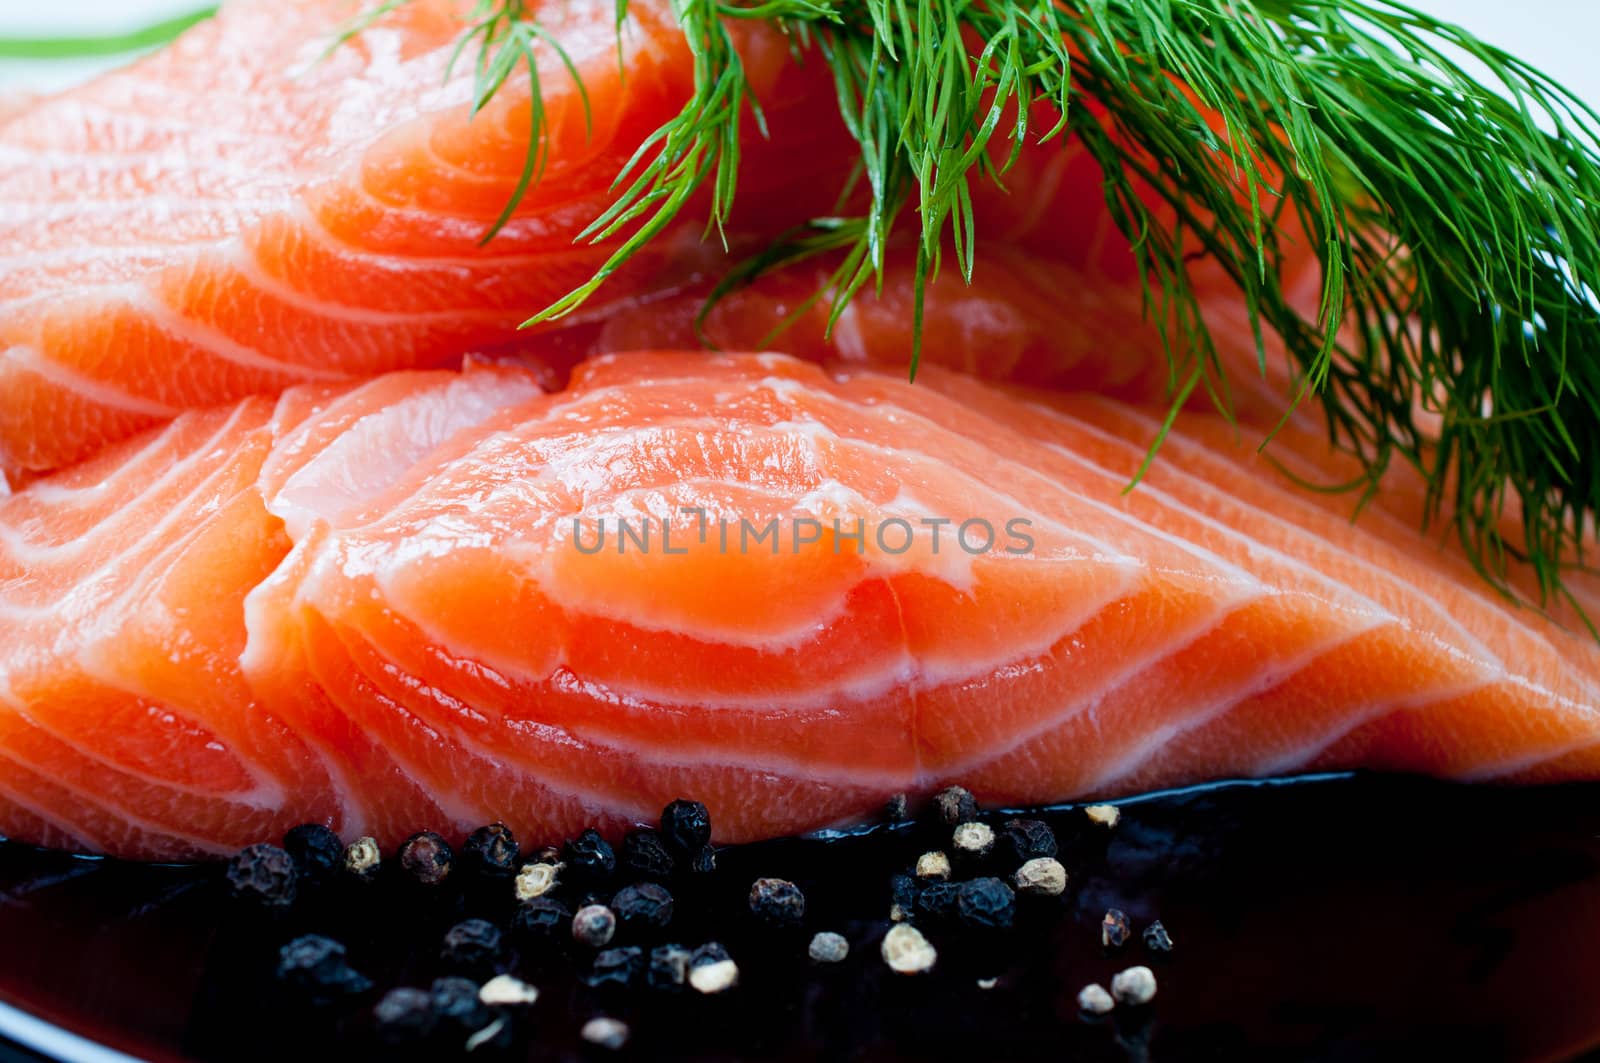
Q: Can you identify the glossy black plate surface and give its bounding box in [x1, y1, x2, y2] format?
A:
[0, 774, 1597, 1062]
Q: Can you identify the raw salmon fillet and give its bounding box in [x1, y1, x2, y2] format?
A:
[2, 351, 1595, 860]
[0, 0, 853, 479]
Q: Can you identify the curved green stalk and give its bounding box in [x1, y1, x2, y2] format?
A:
[0, 8, 215, 59]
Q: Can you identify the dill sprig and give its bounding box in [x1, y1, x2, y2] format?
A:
[0, 7, 215, 59]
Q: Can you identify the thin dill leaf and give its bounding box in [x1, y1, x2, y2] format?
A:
[0, 7, 215, 59]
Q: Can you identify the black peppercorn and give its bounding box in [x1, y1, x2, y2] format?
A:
[440, 918, 504, 977]
[647, 944, 693, 990]
[587, 946, 645, 989]
[883, 793, 910, 823]
[275, 934, 371, 1004]
[1143, 920, 1174, 952]
[430, 976, 490, 1036]
[611, 882, 674, 934]
[563, 828, 617, 884]
[282, 824, 342, 885]
[373, 987, 437, 1046]
[955, 877, 1015, 930]
[227, 843, 298, 910]
[511, 896, 572, 942]
[660, 799, 711, 853]
[686, 844, 717, 875]
[620, 829, 676, 879]
[748, 878, 805, 927]
[1000, 819, 1058, 864]
[1102, 908, 1131, 948]
[915, 881, 959, 922]
[933, 785, 978, 825]
[398, 831, 454, 888]
[889, 872, 919, 921]
[459, 822, 520, 880]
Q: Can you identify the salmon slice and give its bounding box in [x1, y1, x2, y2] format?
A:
[0, 0, 855, 479]
[0, 363, 543, 856]
[1, 350, 1594, 860]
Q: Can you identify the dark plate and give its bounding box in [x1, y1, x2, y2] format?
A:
[1, 774, 1598, 1062]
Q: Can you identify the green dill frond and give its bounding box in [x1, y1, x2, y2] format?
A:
[336, 0, 1600, 622]
[0, 7, 215, 59]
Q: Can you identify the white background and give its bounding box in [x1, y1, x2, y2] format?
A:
[0, 1, 1597, 104]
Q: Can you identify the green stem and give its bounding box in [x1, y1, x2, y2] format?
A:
[0, 7, 216, 60]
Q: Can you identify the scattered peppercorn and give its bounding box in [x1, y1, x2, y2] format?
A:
[373, 987, 437, 1046]
[808, 931, 849, 964]
[1000, 819, 1058, 864]
[1111, 965, 1158, 1005]
[612, 882, 674, 933]
[661, 798, 712, 853]
[572, 904, 618, 948]
[1077, 983, 1115, 1016]
[1014, 857, 1068, 897]
[889, 873, 919, 922]
[430, 976, 491, 1037]
[620, 828, 675, 879]
[748, 877, 805, 927]
[275, 934, 371, 1004]
[933, 785, 979, 825]
[588, 946, 645, 989]
[459, 822, 520, 880]
[511, 896, 572, 941]
[883, 793, 909, 823]
[283, 824, 342, 885]
[647, 944, 693, 990]
[1143, 920, 1174, 953]
[514, 862, 559, 902]
[915, 851, 952, 881]
[1102, 908, 1132, 948]
[956, 877, 1015, 930]
[581, 1017, 631, 1051]
[440, 918, 504, 978]
[533, 845, 562, 864]
[398, 831, 453, 888]
[563, 828, 618, 884]
[951, 821, 995, 859]
[479, 973, 539, 1007]
[227, 843, 298, 910]
[691, 941, 731, 966]
[686, 844, 717, 875]
[688, 953, 740, 994]
[343, 836, 381, 880]
[1084, 803, 1122, 829]
[915, 881, 960, 922]
[881, 924, 937, 974]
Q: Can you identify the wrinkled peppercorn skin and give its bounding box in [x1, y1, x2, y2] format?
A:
[661, 800, 712, 853]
